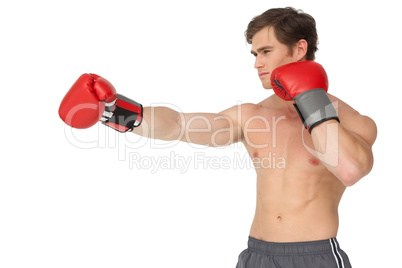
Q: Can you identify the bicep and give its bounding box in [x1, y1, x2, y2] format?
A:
[179, 106, 242, 147]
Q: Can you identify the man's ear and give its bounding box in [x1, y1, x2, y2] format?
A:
[295, 39, 308, 61]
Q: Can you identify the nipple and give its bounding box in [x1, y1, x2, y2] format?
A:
[309, 157, 320, 166]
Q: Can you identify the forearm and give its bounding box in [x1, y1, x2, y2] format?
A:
[311, 120, 374, 186]
[131, 106, 182, 141]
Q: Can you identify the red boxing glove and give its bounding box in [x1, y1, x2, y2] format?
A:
[271, 61, 339, 133]
[59, 73, 143, 132]
[271, 60, 328, 100]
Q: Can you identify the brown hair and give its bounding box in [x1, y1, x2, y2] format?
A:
[245, 7, 318, 60]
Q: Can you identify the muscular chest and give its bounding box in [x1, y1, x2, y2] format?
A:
[242, 110, 323, 170]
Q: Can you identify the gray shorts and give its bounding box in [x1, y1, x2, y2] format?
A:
[236, 236, 351, 268]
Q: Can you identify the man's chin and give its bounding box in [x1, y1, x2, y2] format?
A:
[262, 83, 273, 90]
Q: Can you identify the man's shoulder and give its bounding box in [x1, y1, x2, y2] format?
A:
[328, 94, 377, 145]
[328, 94, 372, 119]
[328, 94, 354, 111]
[238, 97, 274, 116]
[241, 95, 277, 111]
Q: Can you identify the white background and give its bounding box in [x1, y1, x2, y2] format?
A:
[1, 0, 400, 267]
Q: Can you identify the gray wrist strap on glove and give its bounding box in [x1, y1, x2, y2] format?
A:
[293, 88, 340, 133]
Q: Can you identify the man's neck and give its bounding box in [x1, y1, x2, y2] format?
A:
[269, 94, 295, 113]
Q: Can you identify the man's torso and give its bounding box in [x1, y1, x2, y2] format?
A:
[240, 94, 348, 242]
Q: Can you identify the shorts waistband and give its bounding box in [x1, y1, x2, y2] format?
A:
[247, 236, 341, 255]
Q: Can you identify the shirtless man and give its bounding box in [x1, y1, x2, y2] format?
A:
[59, 7, 377, 268]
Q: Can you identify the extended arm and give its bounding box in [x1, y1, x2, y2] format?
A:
[132, 105, 243, 147]
[59, 73, 242, 148]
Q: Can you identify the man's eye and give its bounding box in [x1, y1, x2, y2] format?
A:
[264, 50, 270, 54]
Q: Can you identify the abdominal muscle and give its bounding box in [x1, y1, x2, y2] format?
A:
[249, 167, 345, 242]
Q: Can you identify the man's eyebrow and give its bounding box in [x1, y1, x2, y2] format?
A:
[250, 46, 274, 54]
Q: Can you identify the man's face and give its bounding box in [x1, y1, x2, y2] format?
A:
[251, 26, 298, 89]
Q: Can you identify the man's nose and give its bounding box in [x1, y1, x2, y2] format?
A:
[254, 55, 264, 69]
